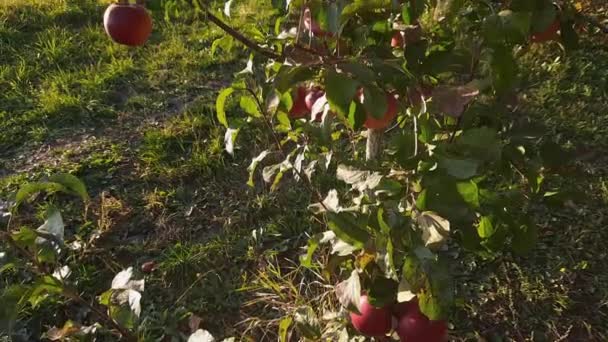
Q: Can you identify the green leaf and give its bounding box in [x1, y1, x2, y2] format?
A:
[389, 131, 416, 168]
[327, 2, 339, 35]
[326, 212, 371, 248]
[418, 291, 442, 320]
[276, 111, 291, 131]
[560, 21, 580, 50]
[247, 150, 270, 187]
[438, 157, 479, 179]
[29, 276, 62, 308]
[11, 227, 37, 249]
[99, 289, 112, 306]
[348, 100, 366, 130]
[368, 277, 398, 307]
[300, 232, 323, 268]
[491, 46, 518, 94]
[340, 62, 377, 84]
[459, 127, 502, 162]
[110, 305, 136, 329]
[456, 181, 479, 209]
[239, 95, 262, 118]
[216, 87, 234, 128]
[325, 70, 359, 117]
[275, 65, 314, 93]
[278, 316, 293, 342]
[377, 207, 391, 235]
[477, 216, 495, 238]
[420, 258, 452, 320]
[362, 87, 388, 120]
[49, 173, 89, 202]
[401, 2, 411, 25]
[211, 35, 233, 57]
[0, 284, 30, 333]
[16, 182, 66, 206]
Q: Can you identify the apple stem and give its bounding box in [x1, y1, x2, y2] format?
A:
[366, 128, 383, 161]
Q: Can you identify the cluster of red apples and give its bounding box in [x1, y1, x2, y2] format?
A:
[351, 296, 447, 341]
[289, 85, 398, 130]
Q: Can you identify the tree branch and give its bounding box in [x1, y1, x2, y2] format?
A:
[200, 6, 280, 59]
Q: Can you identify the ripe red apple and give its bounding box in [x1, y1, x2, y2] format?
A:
[395, 300, 448, 342]
[350, 295, 392, 337]
[531, 19, 560, 43]
[391, 31, 404, 48]
[363, 93, 398, 130]
[289, 86, 309, 119]
[104, 2, 153, 46]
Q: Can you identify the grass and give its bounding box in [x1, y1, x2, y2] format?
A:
[1, 0, 608, 341]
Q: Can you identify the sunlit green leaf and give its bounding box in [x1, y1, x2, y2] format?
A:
[477, 216, 495, 238]
[326, 212, 371, 248]
[239, 95, 262, 118]
[49, 173, 89, 202]
[325, 70, 359, 117]
[278, 316, 293, 342]
[216, 87, 234, 128]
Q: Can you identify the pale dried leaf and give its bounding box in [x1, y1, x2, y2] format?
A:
[397, 277, 416, 303]
[417, 212, 450, 249]
[35, 209, 64, 245]
[224, 128, 239, 156]
[52, 265, 71, 281]
[188, 329, 216, 342]
[331, 239, 357, 256]
[335, 270, 361, 312]
[111, 267, 133, 289]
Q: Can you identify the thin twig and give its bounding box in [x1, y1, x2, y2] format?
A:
[412, 112, 419, 157]
[448, 116, 462, 143]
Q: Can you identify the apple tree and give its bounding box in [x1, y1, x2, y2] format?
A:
[199, 0, 582, 339]
[0, 0, 588, 340]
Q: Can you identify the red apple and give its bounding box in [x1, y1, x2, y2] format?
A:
[289, 86, 309, 119]
[531, 19, 560, 43]
[350, 295, 392, 337]
[395, 301, 448, 342]
[104, 2, 153, 46]
[391, 31, 404, 48]
[363, 93, 398, 130]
